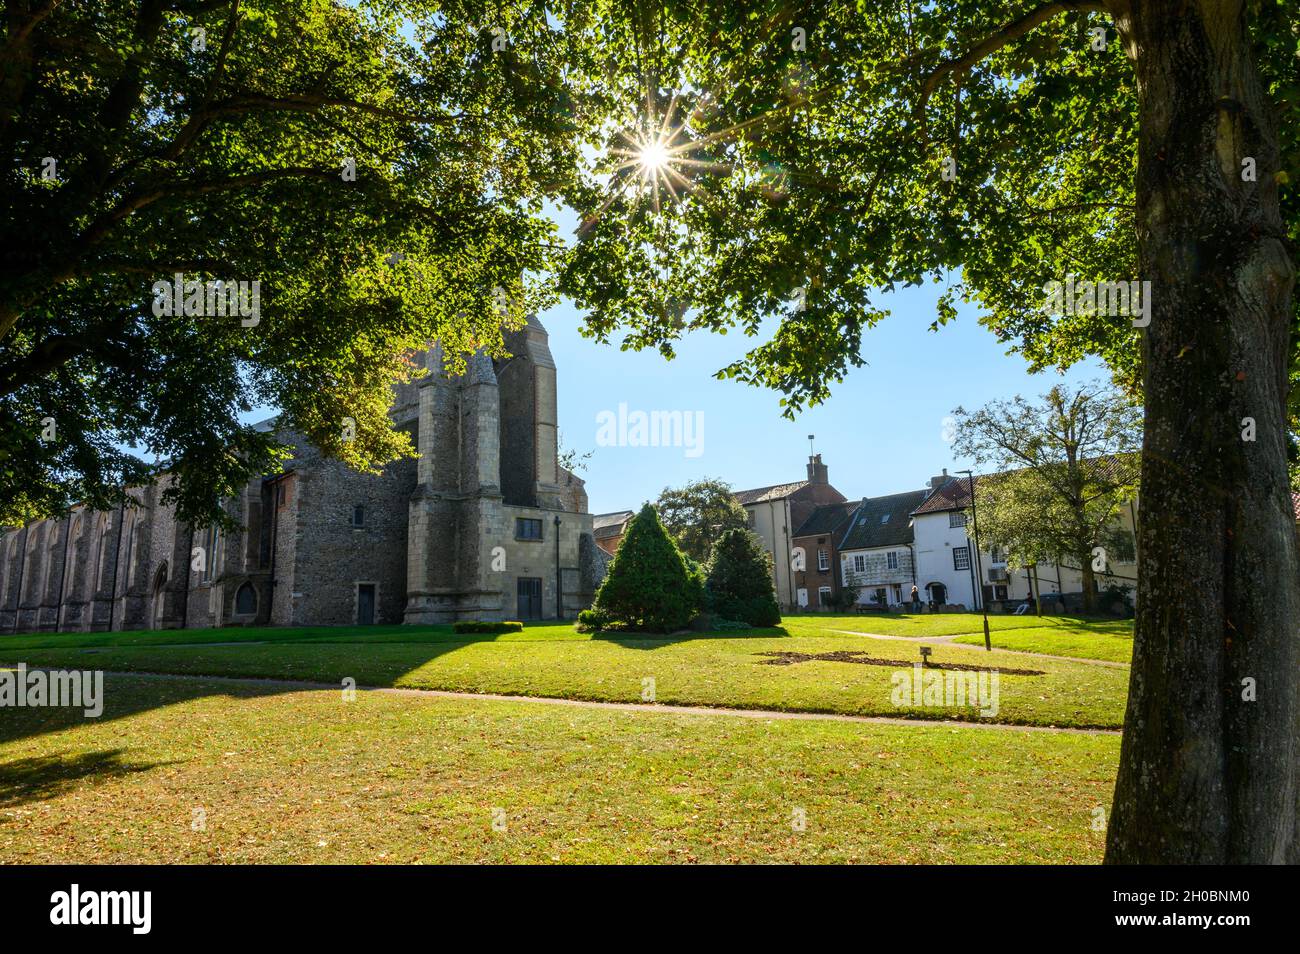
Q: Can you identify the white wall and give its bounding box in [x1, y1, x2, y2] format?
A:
[914, 500, 1140, 610]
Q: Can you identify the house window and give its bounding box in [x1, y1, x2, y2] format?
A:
[817, 549, 830, 571]
[953, 546, 971, 571]
[990, 546, 1006, 565]
[852, 554, 866, 574]
[350, 505, 365, 527]
[516, 517, 543, 540]
[949, 512, 967, 528]
[993, 584, 1009, 601]
[880, 513, 890, 524]
[886, 551, 898, 570]
[276, 483, 288, 510]
[892, 584, 903, 603]
[818, 586, 832, 607]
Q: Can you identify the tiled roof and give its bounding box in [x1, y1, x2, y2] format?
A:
[912, 455, 1137, 515]
[840, 490, 930, 550]
[734, 481, 808, 505]
[793, 502, 855, 538]
[592, 510, 633, 531]
[911, 476, 973, 515]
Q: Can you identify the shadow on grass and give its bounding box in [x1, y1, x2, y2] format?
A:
[590, 625, 789, 650]
[0, 748, 177, 808]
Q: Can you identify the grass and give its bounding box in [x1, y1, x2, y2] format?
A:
[0, 674, 1118, 864]
[950, 619, 1135, 664]
[783, 611, 1131, 640]
[0, 615, 1130, 729]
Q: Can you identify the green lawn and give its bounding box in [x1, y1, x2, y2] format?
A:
[0, 673, 1117, 864]
[784, 611, 1131, 640]
[952, 620, 1135, 664]
[0, 616, 1129, 729]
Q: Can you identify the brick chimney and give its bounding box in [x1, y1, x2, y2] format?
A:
[807, 453, 828, 484]
[929, 467, 949, 490]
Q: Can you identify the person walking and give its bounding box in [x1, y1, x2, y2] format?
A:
[910, 585, 921, 613]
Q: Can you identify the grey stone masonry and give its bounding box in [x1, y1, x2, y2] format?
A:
[0, 317, 602, 633]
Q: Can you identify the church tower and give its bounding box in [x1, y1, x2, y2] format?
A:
[404, 318, 599, 624]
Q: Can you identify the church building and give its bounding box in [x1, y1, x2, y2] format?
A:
[0, 317, 606, 632]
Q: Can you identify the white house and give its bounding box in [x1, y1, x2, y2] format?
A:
[836, 489, 930, 608]
[910, 469, 1140, 612]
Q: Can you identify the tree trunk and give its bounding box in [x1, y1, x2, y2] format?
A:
[1106, 0, 1299, 863]
[1080, 554, 1098, 614]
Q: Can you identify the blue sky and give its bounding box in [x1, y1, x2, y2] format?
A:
[548, 280, 1109, 516]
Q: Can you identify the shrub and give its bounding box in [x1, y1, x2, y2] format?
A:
[590, 503, 704, 632]
[705, 528, 781, 627]
[575, 608, 609, 632]
[452, 620, 523, 634]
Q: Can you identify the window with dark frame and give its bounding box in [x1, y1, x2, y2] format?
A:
[516, 517, 543, 540]
[350, 504, 365, 527]
[953, 546, 971, 571]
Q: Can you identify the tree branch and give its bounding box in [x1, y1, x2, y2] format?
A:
[915, 1, 1107, 121]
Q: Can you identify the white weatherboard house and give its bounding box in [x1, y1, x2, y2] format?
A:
[836, 489, 930, 608]
[910, 469, 1140, 612]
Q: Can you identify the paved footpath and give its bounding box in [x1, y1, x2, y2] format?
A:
[85, 668, 1122, 736]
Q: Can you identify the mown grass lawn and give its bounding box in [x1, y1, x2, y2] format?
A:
[0, 674, 1117, 864]
[0, 616, 1129, 729]
[951, 619, 1135, 664]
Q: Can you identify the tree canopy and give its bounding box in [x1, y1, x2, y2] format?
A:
[654, 476, 749, 563]
[0, 0, 578, 526]
[952, 380, 1142, 611]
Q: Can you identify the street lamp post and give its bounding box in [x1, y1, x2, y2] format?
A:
[958, 468, 992, 652]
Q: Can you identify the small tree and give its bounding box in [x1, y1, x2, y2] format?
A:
[952, 382, 1141, 614]
[655, 478, 750, 564]
[705, 528, 780, 627]
[590, 503, 701, 632]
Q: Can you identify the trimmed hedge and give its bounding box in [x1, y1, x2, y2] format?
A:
[452, 620, 524, 634]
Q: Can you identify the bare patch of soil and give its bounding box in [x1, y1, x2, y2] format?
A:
[755, 650, 1044, 676]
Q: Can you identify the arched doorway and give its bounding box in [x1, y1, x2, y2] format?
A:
[234, 582, 257, 617]
[151, 562, 168, 629]
[926, 582, 947, 607]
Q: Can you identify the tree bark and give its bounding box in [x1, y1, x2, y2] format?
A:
[1080, 556, 1098, 615]
[1106, 0, 1299, 863]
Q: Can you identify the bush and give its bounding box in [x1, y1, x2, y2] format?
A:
[452, 620, 523, 634]
[575, 608, 610, 632]
[705, 528, 781, 627]
[590, 503, 704, 632]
